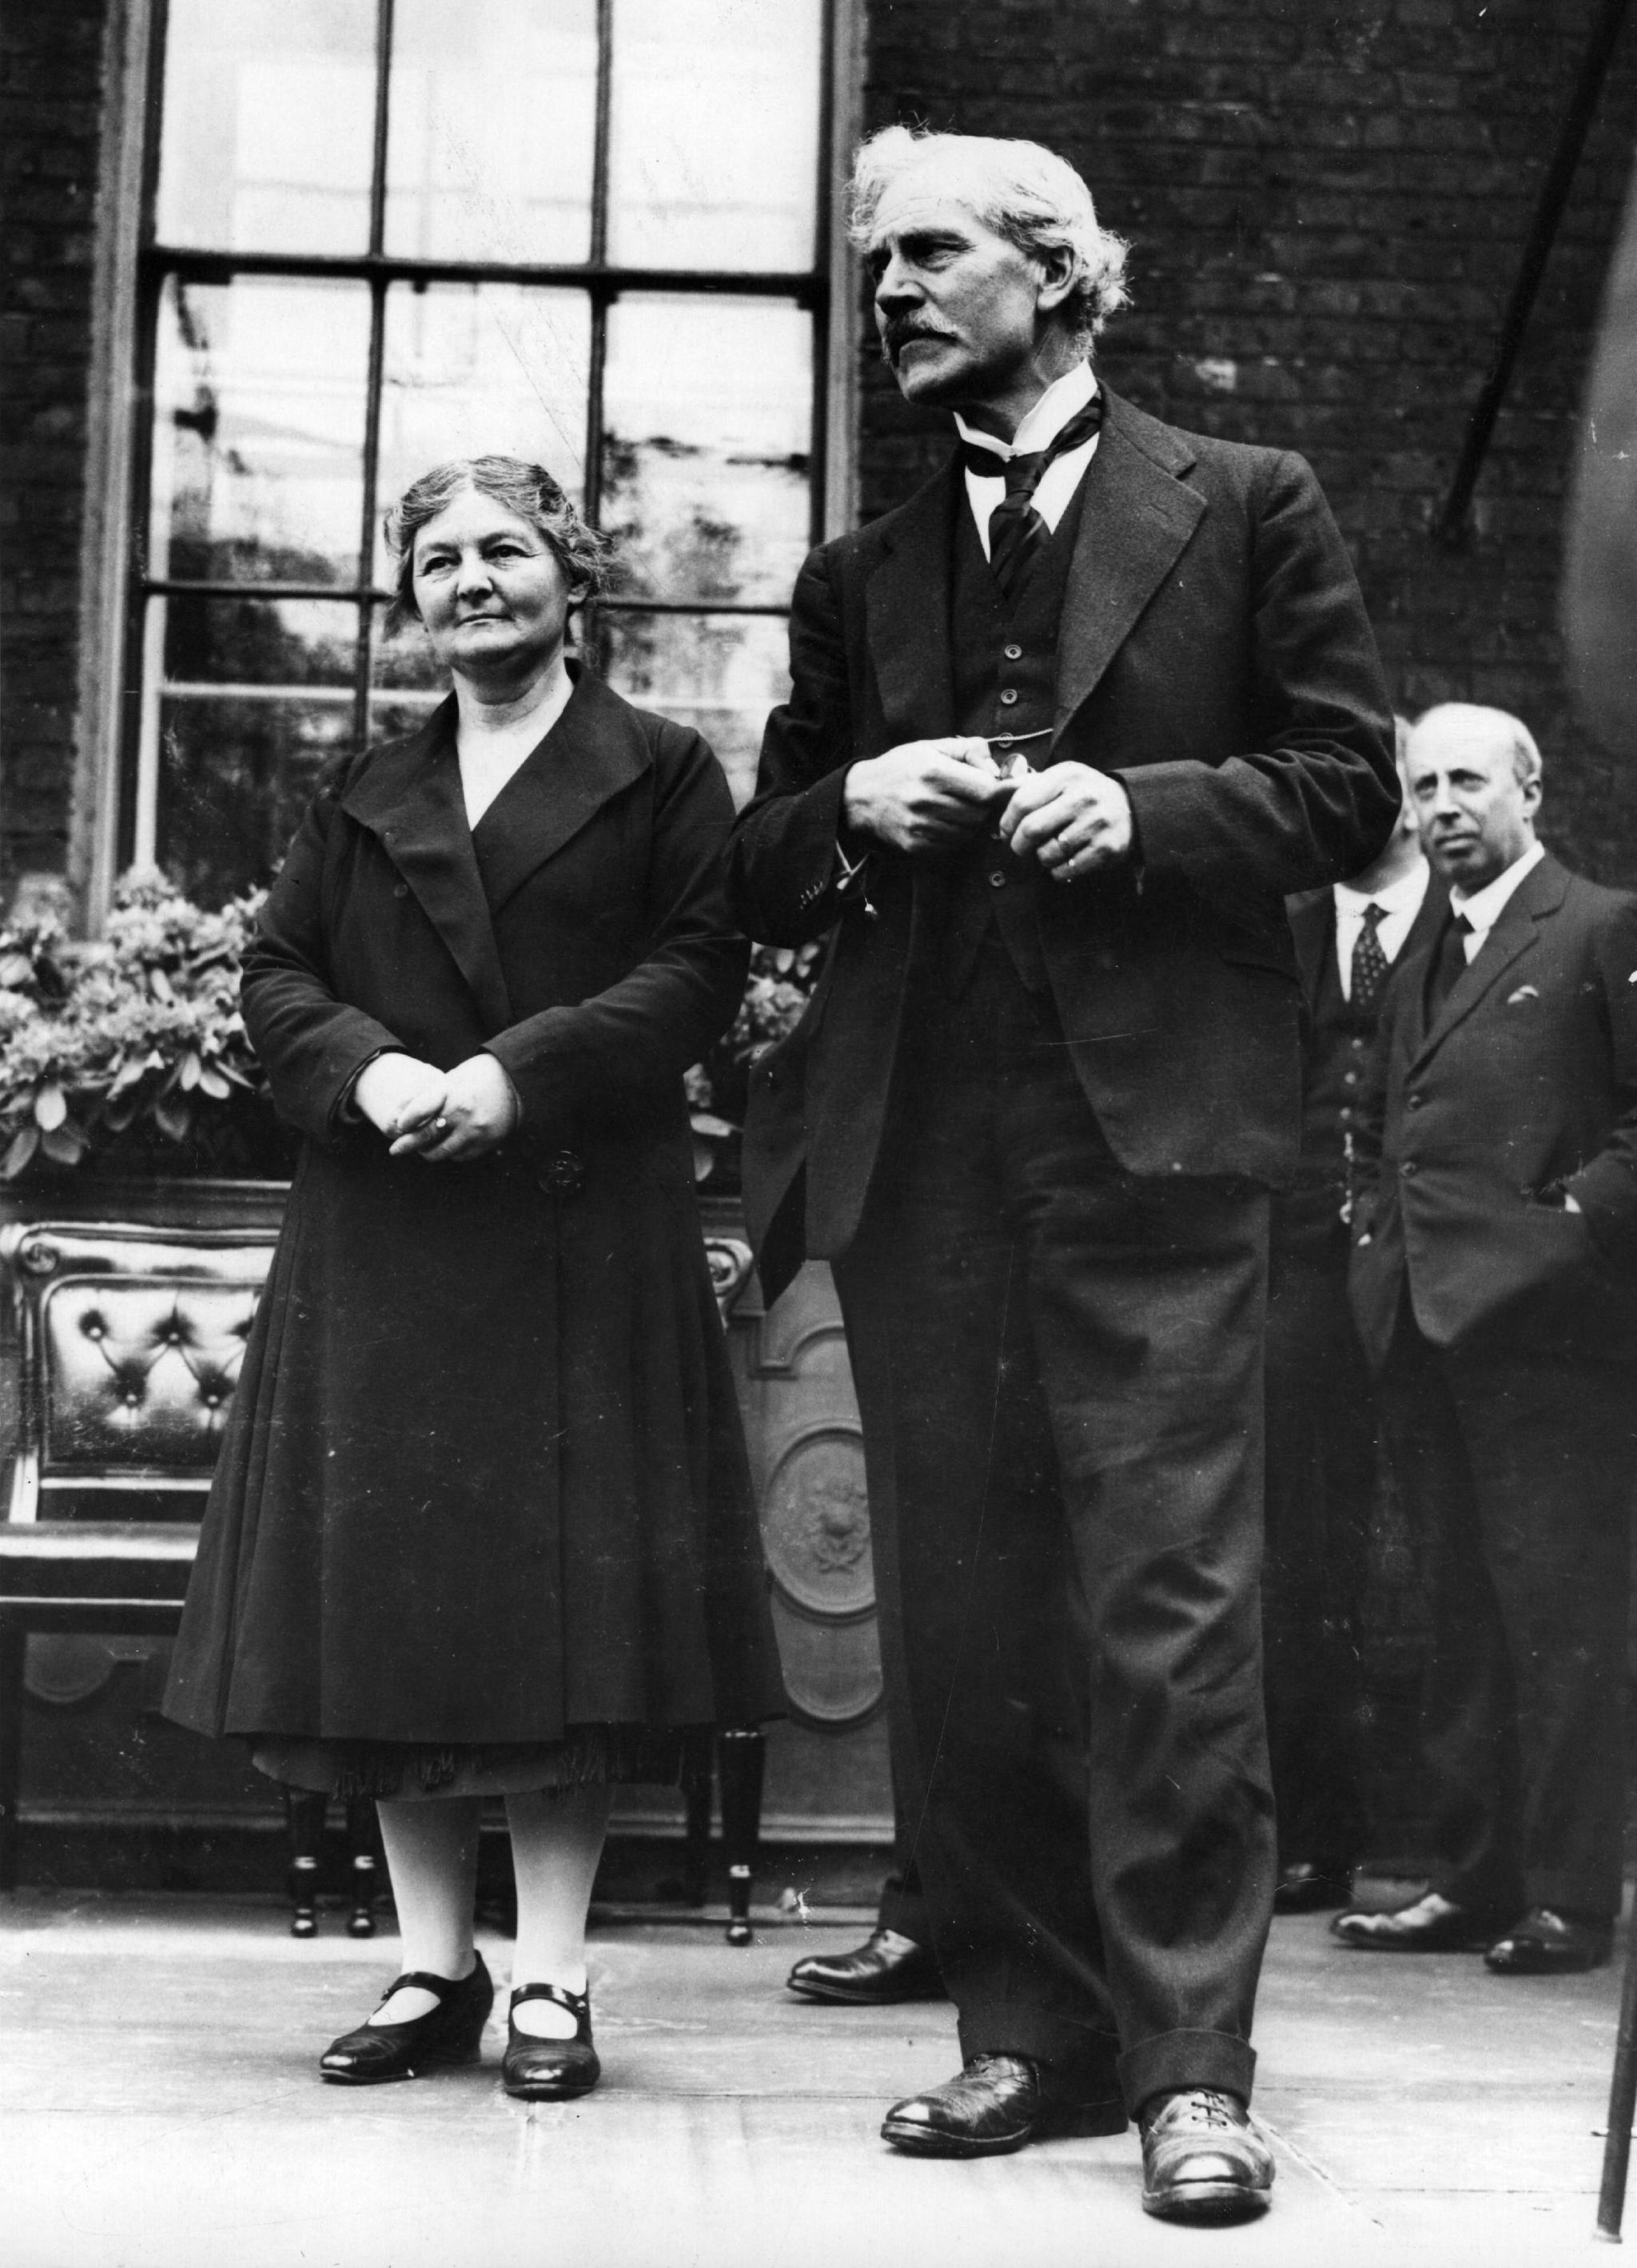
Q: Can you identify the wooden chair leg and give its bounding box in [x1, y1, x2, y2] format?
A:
[284, 1788, 325, 1938]
[717, 1726, 764, 1947]
[1599, 1921, 1637, 2235]
[0, 1621, 24, 1892]
[345, 1797, 378, 1939]
[677, 1727, 713, 1907]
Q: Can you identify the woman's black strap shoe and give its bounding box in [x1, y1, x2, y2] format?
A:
[504, 1981, 601, 2100]
[320, 1951, 493, 2083]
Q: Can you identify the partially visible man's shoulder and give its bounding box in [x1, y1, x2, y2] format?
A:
[1559, 860, 1637, 933]
[1109, 392, 1308, 497]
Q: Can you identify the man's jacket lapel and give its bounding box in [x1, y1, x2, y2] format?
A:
[1054, 392, 1205, 738]
[1410, 855, 1568, 1069]
[866, 460, 961, 742]
[339, 697, 513, 1033]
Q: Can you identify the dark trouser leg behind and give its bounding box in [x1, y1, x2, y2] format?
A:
[1261, 1210, 1376, 1892]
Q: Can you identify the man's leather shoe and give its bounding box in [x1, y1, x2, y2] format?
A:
[1140, 2090, 1274, 2222]
[881, 2054, 1126, 2157]
[787, 1926, 945, 2005]
[1332, 1890, 1507, 1952]
[1273, 1861, 1353, 1915]
[1484, 1907, 1613, 1975]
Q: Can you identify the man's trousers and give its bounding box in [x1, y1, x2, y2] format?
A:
[1377, 1301, 1636, 1922]
[831, 941, 1277, 2114]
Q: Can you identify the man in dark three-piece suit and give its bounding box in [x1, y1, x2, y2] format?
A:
[1336, 704, 1637, 1976]
[1262, 735, 1445, 1916]
[728, 126, 1396, 2223]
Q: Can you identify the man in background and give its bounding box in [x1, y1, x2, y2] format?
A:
[1336, 704, 1637, 1974]
[1263, 722, 1442, 1915]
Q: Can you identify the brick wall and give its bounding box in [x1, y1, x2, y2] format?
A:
[0, 0, 112, 893]
[860, 0, 1637, 885]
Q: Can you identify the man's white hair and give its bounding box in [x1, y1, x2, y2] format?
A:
[1411, 702, 1543, 790]
[848, 125, 1131, 345]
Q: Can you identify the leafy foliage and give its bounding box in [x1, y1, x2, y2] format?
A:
[0, 869, 284, 1180]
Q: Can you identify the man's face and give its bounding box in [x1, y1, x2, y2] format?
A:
[1407, 718, 1539, 891]
[866, 176, 1061, 415]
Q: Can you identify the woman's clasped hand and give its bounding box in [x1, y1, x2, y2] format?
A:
[352, 1049, 520, 1161]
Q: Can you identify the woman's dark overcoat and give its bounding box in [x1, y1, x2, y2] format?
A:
[165, 670, 783, 1746]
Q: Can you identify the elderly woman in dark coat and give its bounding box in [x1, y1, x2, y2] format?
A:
[165, 456, 783, 2100]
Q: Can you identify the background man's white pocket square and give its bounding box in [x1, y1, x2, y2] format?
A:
[1507, 985, 1539, 1004]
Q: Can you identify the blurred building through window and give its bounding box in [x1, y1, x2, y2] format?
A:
[131, 0, 830, 901]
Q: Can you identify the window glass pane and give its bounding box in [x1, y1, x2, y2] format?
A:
[608, 0, 822, 269]
[385, 0, 597, 265]
[162, 598, 360, 690]
[603, 296, 811, 606]
[376, 285, 592, 581]
[155, 0, 377, 255]
[155, 697, 355, 903]
[600, 611, 789, 809]
[150, 277, 370, 586]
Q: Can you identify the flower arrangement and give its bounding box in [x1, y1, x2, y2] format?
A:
[0, 869, 287, 1180]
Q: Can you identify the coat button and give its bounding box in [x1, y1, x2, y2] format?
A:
[1407, 1092, 1422, 1108]
[989, 871, 1007, 889]
[1400, 1160, 1418, 1179]
[542, 1150, 584, 1196]
[998, 687, 1019, 706]
[393, 881, 408, 898]
[1003, 643, 1022, 662]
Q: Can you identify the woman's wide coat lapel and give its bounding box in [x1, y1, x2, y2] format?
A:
[337, 674, 651, 1035]
[339, 697, 513, 1032]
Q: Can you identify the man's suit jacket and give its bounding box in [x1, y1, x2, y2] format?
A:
[1348, 851, 1637, 1368]
[729, 388, 1398, 1303]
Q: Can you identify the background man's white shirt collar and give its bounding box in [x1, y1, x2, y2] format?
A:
[954, 362, 1101, 559]
[1332, 861, 1430, 999]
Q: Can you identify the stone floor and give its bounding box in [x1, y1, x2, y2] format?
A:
[0, 1889, 1630, 2268]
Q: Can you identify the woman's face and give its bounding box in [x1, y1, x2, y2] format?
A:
[410, 485, 578, 688]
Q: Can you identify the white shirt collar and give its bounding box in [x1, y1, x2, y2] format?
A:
[1334, 863, 1429, 919]
[1450, 839, 1545, 932]
[953, 360, 1098, 464]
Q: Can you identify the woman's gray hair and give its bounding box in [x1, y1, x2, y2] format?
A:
[848, 125, 1131, 344]
[382, 456, 615, 633]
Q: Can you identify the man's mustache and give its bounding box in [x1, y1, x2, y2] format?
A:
[882, 319, 956, 363]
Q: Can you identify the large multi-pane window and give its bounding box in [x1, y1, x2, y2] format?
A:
[126, 0, 834, 904]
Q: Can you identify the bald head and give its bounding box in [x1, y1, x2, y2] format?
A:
[1404, 703, 1542, 893]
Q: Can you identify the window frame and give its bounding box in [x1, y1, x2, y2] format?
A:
[77, 0, 860, 917]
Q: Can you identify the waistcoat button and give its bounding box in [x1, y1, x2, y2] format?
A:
[1003, 643, 1022, 661]
[998, 687, 1018, 707]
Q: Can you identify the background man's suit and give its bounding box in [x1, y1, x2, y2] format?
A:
[1262, 877, 1444, 1883]
[731, 385, 1396, 2112]
[1351, 853, 1637, 1922]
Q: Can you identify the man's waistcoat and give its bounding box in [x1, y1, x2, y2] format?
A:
[942, 482, 1090, 994]
[1298, 930, 1380, 1198]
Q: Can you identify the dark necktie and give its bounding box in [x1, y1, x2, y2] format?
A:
[1349, 901, 1389, 1013]
[1427, 909, 1472, 1017]
[961, 395, 1105, 608]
